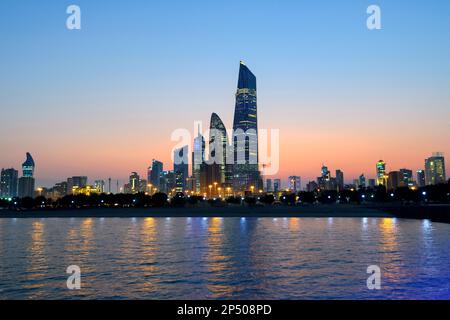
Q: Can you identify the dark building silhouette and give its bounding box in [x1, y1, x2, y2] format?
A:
[174, 146, 189, 192]
[335, 169, 344, 191]
[416, 170, 426, 187]
[192, 126, 205, 193]
[149, 159, 163, 190]
[0, 168, 18, 198]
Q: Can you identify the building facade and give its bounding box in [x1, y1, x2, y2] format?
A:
[0, 168, 18, 198]
[425, 153, 446, 185]
[232, 61, 262, 192]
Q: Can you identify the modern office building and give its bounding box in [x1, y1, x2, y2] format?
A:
[273, 179, 281, 193]
[376, 160, 387, 187]
[416, 170, 426, 187]
[288, 176, 301, 192]
[387, 171, 402, 190]
[149, 159, 163, 190]
[399, 168, 413, 187]
[232, 61, 261, 191]
[358, 174, 366, 188]
[94, 180, 105, 193]
[335, 169, 344, 191]
[192, 127, 205, 193]
[129, 172, 140, 194]
[18, 153, 36, 198]
[209, 113, 232, 187]
[425, 152, 446, 185]
[266, 179, 273, 192]
[0, 168, 18, 198]
[174, 145, 189, 192]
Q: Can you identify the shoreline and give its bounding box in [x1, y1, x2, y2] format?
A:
[1, 204, 449, 223]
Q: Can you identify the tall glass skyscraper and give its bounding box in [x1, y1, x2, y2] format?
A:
[192, 127, 205, 193]
[18, 152, 35, 198]
[425, 152, 446, 185]
[0, 168, 18, 198]
[209, 113, 232, 187]
[232, 61, 261, 191]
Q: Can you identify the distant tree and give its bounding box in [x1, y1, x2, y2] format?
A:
[299, 191, 315, 204]
[171, 192, 186, 208]
[152, 192, 168, 207]
[20, 197, 34, 209]
[244, 196, 257, 207]
[226, 196, 242, 205]
[260, 194, 275, 205]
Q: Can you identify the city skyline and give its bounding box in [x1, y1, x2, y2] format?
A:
[1, 1, 450, 187]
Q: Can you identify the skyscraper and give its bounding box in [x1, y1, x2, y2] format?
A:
[192, 126, 205, 193]
[358, 174, 366, 188]
[129, 172, 140, 194]
[288, 176, 301, 192]
[274, 179, 281, 193]
[149, 160, 163, 190]
[387, 171, 402, 190]
[376, 160, 387, 187]
[416, 170, 426, 187]
[335, 169, 344, 191]
[399, 168, 413, 187]
[209, 113, 232, 187]
[425, 152, 446, 185]
[232, 61, 261, 191]
[18, 153, 35, 198]
[0, 168, 18, 198]
[174, 145, 189, 192]
[266, 179, 273, 192]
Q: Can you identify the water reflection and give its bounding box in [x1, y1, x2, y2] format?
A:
[206, 217, 233, 297]
[24, 221, 47, 298]
[1, 217, 449, 299]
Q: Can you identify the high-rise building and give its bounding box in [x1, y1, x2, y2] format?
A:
[399, 168, 413, 187]
[174, 145, 189, 192]
[129, 172, 140, 194]
[0, 168, 18, 198]
[288, 176, 301, 192]
[416, 170, 426, 187]
[387, 171, 402, 190]
[335, 169, 344, 191]
[376, 160, 388, 187]
[317, 165, 337, 190]
[368, 179, 376, 188]
[358, 174, 366, 188]
[425, 152, 446, 185]
[160, 170, 175, 194]
[266, 179, 273, 192]
[149, 160, 163, 190]
[209, 113, 232, 187]
[94, 180, 105, 193]
[232, 61, 261, 191]
[22, 152, 35, 178]
[192, 127, 205, 193]
[18, 153, 36, 198]
[273, 179, 281, 193]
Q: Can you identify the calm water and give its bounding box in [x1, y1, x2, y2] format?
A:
[0, 217, 449, 300]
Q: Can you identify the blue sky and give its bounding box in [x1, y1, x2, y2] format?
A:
[1, 0, 449, 186]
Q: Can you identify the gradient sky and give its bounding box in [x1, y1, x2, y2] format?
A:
[1, 0, 450, 188]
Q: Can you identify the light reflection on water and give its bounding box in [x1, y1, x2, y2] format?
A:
[0, 217, 449, 300]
